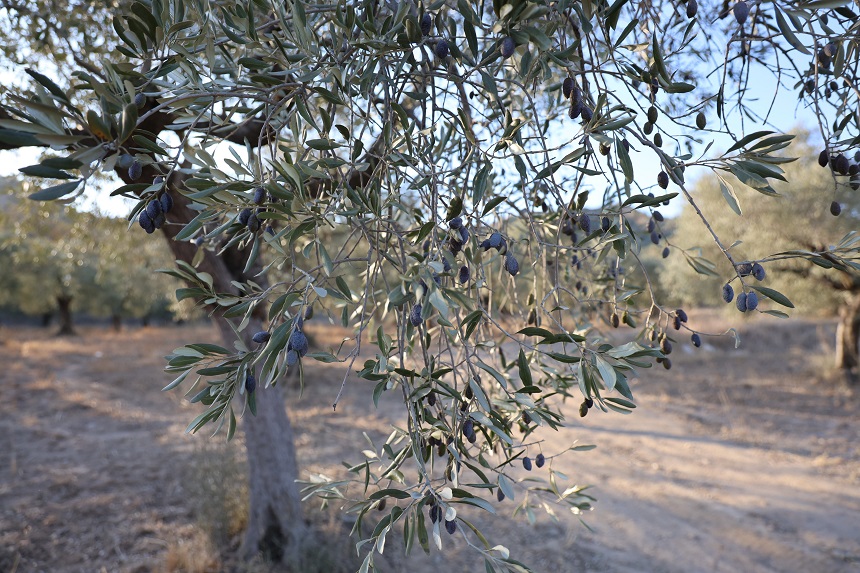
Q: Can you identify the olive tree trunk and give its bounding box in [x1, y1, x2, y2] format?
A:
[161, 185, 308, 561]
[835, 294, 860, 381]
[56, 295, 75, 336]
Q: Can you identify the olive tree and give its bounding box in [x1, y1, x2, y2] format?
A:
[2, 0, 860, 569]
[0, 177, 179, 331]
[85, 211, 180, 329]
[0, 177, 101, 334]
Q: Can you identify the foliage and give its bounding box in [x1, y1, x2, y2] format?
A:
[0, 176, 179, 321]
[4, 0, 860, 570]
[0, 1, 129, 77]
[661, 133, 860, 314]
[85, 211, 183, 320]
[0, 176, 101, 317]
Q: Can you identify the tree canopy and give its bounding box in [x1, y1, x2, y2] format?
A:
[0, 176, 180, 331]
[3, 0, 860, 569]
[662, 132, 858, 313]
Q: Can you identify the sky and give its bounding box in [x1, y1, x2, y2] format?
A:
[0, 14, 825, 221]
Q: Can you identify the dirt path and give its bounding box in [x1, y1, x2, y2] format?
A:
[1, 315, 858, 573]
[556, 393, 860, 573]
[0, 327, 201, 573]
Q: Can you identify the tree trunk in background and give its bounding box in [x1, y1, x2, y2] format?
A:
[41, 312, 53, 327]
[56, 296, 75, 336]
[141, 314, 151, 327]
[112, 314, 122, 332]
[835, 294, 860, 381]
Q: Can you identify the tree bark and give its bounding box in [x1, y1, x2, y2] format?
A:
[835, 294, 860, 381]
[158, 183, 308, 561]
[2, 91, 317, 564]
[215, 319, 308, 562]
[56, 295, 75, 336]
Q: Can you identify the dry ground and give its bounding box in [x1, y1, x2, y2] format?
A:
[0, 311, 858, 573]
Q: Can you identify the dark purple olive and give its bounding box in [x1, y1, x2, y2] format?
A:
[500, 37, 515, 59]
[734, 1, 749, 25]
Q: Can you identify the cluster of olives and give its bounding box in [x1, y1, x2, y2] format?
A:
[671, 308, 689, 331]
[721, 262, 766, 312]
[818, 149, 859, 215]
[427, 498, 457, 534]
[563, 77, 594, 123]
[447, 216, 470, 255]
[561, 213, 610, 247]
[668, 307, 703, 348]
[137, 177, 172, 234]
[252, 312, 310, 368]
[643, 105, 665, 148]
[479, 230, 505, 252]
[646, 210, 670, 257]
[804, 73, 835, 96]
[657, 332, 673, 365]
[418, 13, 451, 60]
[609, 309, 635, 328]
[817, 42, 839, 71]
[521, 452, 546, 471]
[443, 216, 483, 284]
[643, 320, 686, 370]
[651, 308, 702, 354]
[578, 397, 595, 417]
[477, 229, 520, 277]
[236, 186, 272, 233]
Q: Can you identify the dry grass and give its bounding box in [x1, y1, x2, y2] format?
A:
[160, 530, 221, 573]
[183, 442, 250, 547]
[179, 426, 360, 573]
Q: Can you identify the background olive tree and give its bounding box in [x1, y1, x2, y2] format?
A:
[0, 176, 180, 332]
[2, 0, 860, 570]
[661, 132, 860, 373]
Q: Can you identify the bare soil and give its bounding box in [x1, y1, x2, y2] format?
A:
[1, 312, 858, 573]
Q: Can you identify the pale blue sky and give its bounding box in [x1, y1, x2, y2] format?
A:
[0, 28, 824, 220]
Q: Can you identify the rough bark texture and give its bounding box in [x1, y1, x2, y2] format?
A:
[156, 179, 308, 560]
[835, 294, 860, 380]
[216, 321, 308, 561]
[56, 295, 75, 336]
[778, 255, 860, 380]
